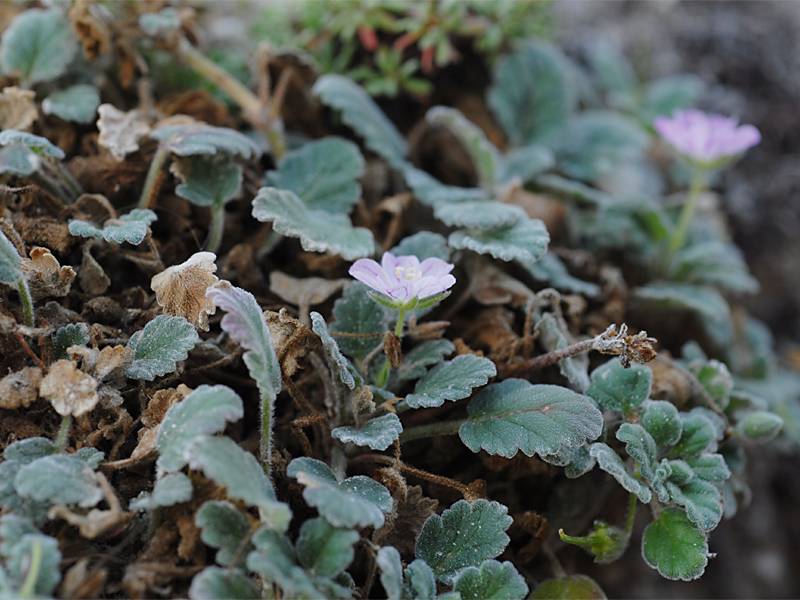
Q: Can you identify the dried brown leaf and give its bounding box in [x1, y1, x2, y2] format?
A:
[0, 86, 37, 130]
[0, 366, 42, 410]
[79, 243, 110, 295]
[60, 558, 108, 600]
[40, 359, 99, 417]
[69, 0, 111, 59]
[151, 252, 218, 330]
[375, 485, 438, 556]
[22, 246, 76, 299]
[97, 104, 151, 161]
[269, 271, 347, 308]
[265, 308, 318, 377]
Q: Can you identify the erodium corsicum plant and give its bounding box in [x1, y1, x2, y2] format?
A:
[0, 2, 797, 598]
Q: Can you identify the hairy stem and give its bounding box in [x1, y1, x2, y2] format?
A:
[205, 204, 225, 253]
[523, 338, 595, 371]
[138, 145, 170, 208]
[18, 538, 42, 598]
[260, 393, 273, 477]
[668, 166, 707, 256]
[16, 278, 34, 327]
[624, 492, 638, 537]
[399, 417, 463, 444]
[54, 415, 72, 452]
[375, 306, 406, 388]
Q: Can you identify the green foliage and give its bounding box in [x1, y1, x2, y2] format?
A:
[129, 472, 193, 511]
[195, 501, 252, 567]
[14, 453, 103, 508]
[416, 499, 512, 583]
[448, 217, 550, 262]
[520, 253, 600, 297]
[2, 532, 62, 597]
[434, 201, 526, 230]
[459, 379, 604, 458]
[589, 443, 652, 504]
[189, 567, 259, 600]
[405, 355, 496, 409]
[52, 323, 90, 359]
[0, 9, 77, 84]
[641, 508, 709, 581]
[536, 313, 590, 392]
[0, 129, 65, 158]
[735, 410, 784, 443]
[559, 520, 629, 565]
[396, 339, 455, 382]
[151, 122, 260, 159]
[330, 282, 388, 359]
[331, 413, 403, 451]
[126, 315, 200, 381]
[391, 232, 450, 262]
[296, 517, 359, 578]
[641, 400, 683, 448]
[0, 229, 22, 285]
[311, 311, 357, 389]
[69, 209, 158, 246]
[42, 84, 101, 124]
[173, 155, 243, 208]
[452, 560, 528, 600]
[530, 575, 607, 599]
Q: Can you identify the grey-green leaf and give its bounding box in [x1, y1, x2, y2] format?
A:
[5, 533, 62, 596]
[252, 187, 375, 260]
[735, 410, 783, 443]
[126, 315, 199, 380]
[129, 472, 193, 511]
[0, 9, 77, 84]
[156, 384, 244, 472]
[668, 412, 717, 459]
[376, 546, 403, 600]
[587, 359, 651, 415]
[519, 253, 600, 297]
[0, 129, 65, 158]
[311, 311, 356, 389]
[616, 423, 658, 482]
[151, 122, 260, 159]
[415, 499, 512, 583]
[497, 144, 554, 184]
[434, 201, 525, 230]
[686, 454, 730, 483]
[452, 560, 528, 600]
[641, 508, 709, 581]
[296, 517, 359, 578]
[69, 209, 157, 246]
[0, 229, 22, 285]
[666, 478, 723, 532]
[530, 575, 607, 599]
[449, 217, 549, 262]
[287, 457, 392, 529]
[396, 339, 455, 382]
[173, 155, 243, 208]
[14, 454, 102, 508]
[331, 413, 402, 451]
[52, 323, 90, 359]
[196, 501, 252, 567]
[589, 443, 652, 504]
[330, 282, 388, 359]
[247, 528, 322, 599]
[42, 84, 100, 124]
[266, 137, 365, 213]
[189, 567, 259, 600]
[405, 355, 496, 409]
[391, 232, 450, 262]
[459, 379, 603, 458]
[536, 313, 590, 392]
[641, 400, 682, 449]
[405, 559, 437, 600]
[313, 75, 407, 168]
[634, 282, 730, 323]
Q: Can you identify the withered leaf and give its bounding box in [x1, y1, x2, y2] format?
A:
[151, 252, 219, 331]
[97, 104, 151, 161]
[0, 86, 37, 130]
[22, 246, 76, 299]
[374, 485, 438, 556]
[0, 366, 42, 410]
[40, 359, 99, 417]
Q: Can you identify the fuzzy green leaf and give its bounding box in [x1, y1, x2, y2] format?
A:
[668, 412, 718, 459]
[391, 232, 450, 261]
[641, 400, 682, 449]
[406, 355, 496, 409]
[0, 129, 65, 158]
[434, 201, 526, 230]
[0, 515, 37, 557]
[642, 75, 704, 122]
[51, 323, 90, 359]
[0, 143, 38, 176]
[296, 517, 359, 578]
[330, 282, 388, 359]
[459, 379, 603, 458]
[331, 413, 402, 451]
[252, 187, 375, 259]
[313, 74, 407, 168]
[247, 529, 324, 599]
[0, 9, 77, 84]
[449, 217, 549, 262]
[266, 137, 365, 213]
[686, 454, 730, 483]
[42, 84, 100, 124]
[416, 499, 512, 583]
[287, 457, 392, 529]
[536, 313, 590, 392]
[189, 567, 258, 600]
[195, 501, 252, 567]
[452, 560, 528, 600]
[69, 209, 158, 246]
[151, 122, 260, 159]
[0, 229, 22, 285]
[589, 443, 652, 503]
[5, 533, 61, 596]
[403, 165, 488, 208]
[666, 478, 723, 532]
[616, 423, 659, 482]
[641, 508, 709, 581]
[14, 454, 102, 508]
[671, 241, 758, 294]
[587, 359, 651, 415]
[126, 315, 199, 380]
[735, 410, 783, 443]
[519, 253, 600, 297]
[173, 155, 243, 208]
[405, 559, 437, 600]
[396, 339, 455, 382]
[129, 472, 193, 511]
[498, 144, 554, 184]
[156, 384, 244, 472]
[530, 575, 607, 600]
[186, 436, 291, 529]
[634, 282, 730, 323]
[377, 546, 403, 600]
[311, 311, 356, 389]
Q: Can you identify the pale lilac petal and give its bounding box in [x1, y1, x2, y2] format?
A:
[349, 258, 391, 296]
[349, 252, 456, 304]
[419, 257, 454, 278]
[395, 255, 421, 271]
[654, 109, 760, 163]
[415, 274, 456, 299]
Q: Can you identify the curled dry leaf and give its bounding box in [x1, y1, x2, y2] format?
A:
[97, 104, 151, 161]
[22, 246, 76, 299]
[265, 308, 318, 377]
[0, 86, 37, 130]
[69, 0, 112, 59]
[40, 359, 99, 417]
[79, 243, 111, 295]
[94, 345, 133, 381]
[0, 366, 42, 410]
[151, 252, 219, 331]
[131, 385, 192, 462]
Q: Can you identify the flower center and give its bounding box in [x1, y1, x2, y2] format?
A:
[394, 265, 422, 282]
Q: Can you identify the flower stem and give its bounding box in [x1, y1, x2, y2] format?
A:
[399, 417, 464, 444]
[205, 204, 225, 253]
[18, 538, 42, 598]
[375, 306, 406, 388]
[668, 166, 707, 256]
[54, 415, 72, 452]
[260, 392, 273, 477]
[523, 338, 595, 371]
[623, 492, 638, 537]
[16, 278, 34, 327]
[138, 145, 170, 209]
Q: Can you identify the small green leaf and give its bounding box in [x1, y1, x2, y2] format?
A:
[51, 323, 90, 359]
[641, 400, 682, 449]
[497, 144, 554, 184]
[616, 423, 658, 482]
[195, 501, 252, 567]
[247, 528, 323, 598]
[3, 438, 54, 463]
[156, 384, 244, 472]
[589, 443, 652, 504]
[668, 412, 717, 459]
[449, 217, 549, 262]
[426, 106, 500, 189]
[5, 533, 61, 596]
[405, 355, 496, 409]
[0, 229, 22, 285]
[173, 155, 243, 208]
[0, 143, 38, 176]
[416, 499, 512, 583]
[530, 575, 607, 599]
[634, 282, 730, 323]
[14, 454, 102, 508]
[42, 84, 100, 124]
[670, 241, 758, 294]
[69, 208, 158, 246]
[641, 508, 709, 581]
[0, 9, 77, 84]
[151, 122, 260, 159]
[189, 567, 258, 600]
[403, 165, 488, 208]
[666, 478, 723, 532]
[266, 137, 365, 213]
[405, 559, 437, 600]
[296, 517, 359, 578]
[452, 560, 528, 600]
[735, 411, 783, 443]
[396, 339, 454, 382]
[252, 187, 375, 260]
[311, 311, 356, 389]
[459, 379, 603, 459]
[185, 436, 291, 529]
[0, 129, 65, 158]
[0, 514, 37, 557]
[434, 201, 526, 230]
[641, 75, 703, 122]
[287, 457, 392, 529]
[488, 40, 577, 145]
[519, 253, 600, 297]
[331, 413, 402, 451]
[330, 282, 388, 359]
[686, 454, 730, 483]
[313, 75, 407, 168]
[126, 315, 199, 380]
[587, 359, 651, 415]
[377, 546, 403, 600]
[693, 359, 734, 410]
[391, 232, 450, 261]
[129, 472, 193, 511]
[536, 313, 590, 392]
[559, 521, 629, 564]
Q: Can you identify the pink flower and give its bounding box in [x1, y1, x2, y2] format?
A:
[349, 252, 455, 304]
[654, 109, 760, 165]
